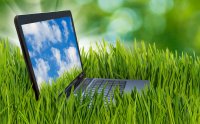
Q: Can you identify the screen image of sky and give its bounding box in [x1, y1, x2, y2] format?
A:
[22, 17, 82, 89]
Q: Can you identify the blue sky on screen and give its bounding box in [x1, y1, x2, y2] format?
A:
[22, 17, 82, 89]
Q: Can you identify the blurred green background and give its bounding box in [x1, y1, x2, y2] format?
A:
[0, 0, 200, 54]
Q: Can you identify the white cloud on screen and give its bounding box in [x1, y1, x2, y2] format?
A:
[64, 46, 81, 69]
[33, 58, 50, 89]
[61, 20, 69, 41]
[29, 51, 36, 58]
[51, 46, 81, 76]
[22, 21, 62, 53]
[51, 47, 68, 76]
[64, 46, 79, 63]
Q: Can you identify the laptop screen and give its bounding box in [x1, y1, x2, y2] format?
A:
[21, 17, 82, 90]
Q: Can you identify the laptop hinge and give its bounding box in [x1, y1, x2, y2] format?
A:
[79, 72, 85, 79]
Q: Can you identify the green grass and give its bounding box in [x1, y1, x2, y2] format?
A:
[0, 39, 200, 123]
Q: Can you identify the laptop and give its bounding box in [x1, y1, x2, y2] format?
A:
[14, 10, 149, 101]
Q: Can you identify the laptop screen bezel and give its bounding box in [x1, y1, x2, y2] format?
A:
[14, 10, 85, 100]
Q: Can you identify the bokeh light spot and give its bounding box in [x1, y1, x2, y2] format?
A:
[107, 8, 142, 34]
[149, 0, 174, 15]
[98, 0, 123, 12]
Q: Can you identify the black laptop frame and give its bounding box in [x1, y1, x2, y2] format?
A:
[14, 10, 85, 100]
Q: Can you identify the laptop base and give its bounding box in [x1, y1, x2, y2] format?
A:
[74, 78, 149, 102]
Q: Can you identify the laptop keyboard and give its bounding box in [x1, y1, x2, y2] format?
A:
[84, 79, 126, 102]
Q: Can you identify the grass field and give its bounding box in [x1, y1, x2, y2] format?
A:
[0, 39, 200, 123]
